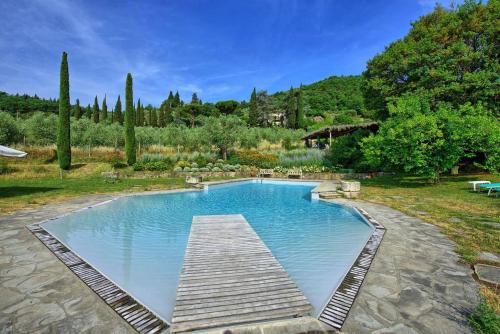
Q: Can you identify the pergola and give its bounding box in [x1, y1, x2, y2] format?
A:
[302, 122, 379, 148]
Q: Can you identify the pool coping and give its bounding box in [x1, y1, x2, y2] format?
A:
[25, 178, 384, 333]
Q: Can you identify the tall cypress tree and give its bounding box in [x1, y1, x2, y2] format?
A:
[158, 107, 166, 127]
[167, 91, 174, 107]
[114, 95, 123, 124]
[74, 98, 82, 119]
[296, 84, 305, 129]
[150, 108, 158, 127]
[124, 73, 136, 165]
[248, 88, 258, 127]
[85, 104, 92, 119]
[174, 91, 181, 107]
[92, 96, 100, 123]
[57, 51, 71, 170]
[285, 87, 297, 129]
[191, 93, 199, 104]
[101, 95, 108, 122]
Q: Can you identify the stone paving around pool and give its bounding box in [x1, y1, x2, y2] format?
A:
[0, 189, 479, 334]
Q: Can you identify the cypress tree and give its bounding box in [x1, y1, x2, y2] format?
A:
[101, 95, 108, 122]
[74, 98, 82, 119]
[85, 104, 92, 119]
[57, 51, 71, 170]
[92, 96, 100, 123]
[285, 87, 297, 128]
[165, 104, 173, 124]
[151, 108, 158, 127]
[114, 95, 123, 124]
[158, 107, 166, 127]
[174, 91, 181, 107]
[167, 91, 174, 107]
[124, 73, 136, 165]
[296, 84, 305, 129]
[191, 93, 199, 104]
[248, 88, 258, 127]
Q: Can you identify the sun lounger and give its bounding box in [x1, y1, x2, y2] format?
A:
[468, 180, 490, 192]
[479, 183, 500, 196]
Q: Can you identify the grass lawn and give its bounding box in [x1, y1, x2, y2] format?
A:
[361, 174, 499, 264]
[360, 173, 500, 316]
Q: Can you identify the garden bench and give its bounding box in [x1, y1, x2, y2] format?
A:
[287, 169, 303, 179]
[258, 169, 274, 178]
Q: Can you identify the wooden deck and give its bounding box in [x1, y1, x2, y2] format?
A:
[171, 215, 312, 333]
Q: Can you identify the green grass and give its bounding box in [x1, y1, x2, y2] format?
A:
[360, 174, 500, 264]
[468, 295, 500, 334]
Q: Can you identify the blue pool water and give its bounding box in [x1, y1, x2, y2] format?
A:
[43, 180, 373, 321]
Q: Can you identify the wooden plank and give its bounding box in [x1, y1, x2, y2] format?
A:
[171, 214, 312, 333]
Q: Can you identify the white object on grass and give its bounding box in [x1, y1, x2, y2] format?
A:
[0, 145, 27, 158]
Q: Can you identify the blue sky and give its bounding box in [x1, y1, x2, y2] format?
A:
[0, 0, 457, 106]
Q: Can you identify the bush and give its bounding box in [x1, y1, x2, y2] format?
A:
[173, 166, 183, 172]
[199, 167, 209, 172]
[109, 156, 127, 169]
[176, 160, 190, 168]
[133, 161, 170, 171]
[140, 153, 168, 163]
[211, 166, 222, 172]
[467, 297, 500, 334]
[0, 112, 20, 145]
[183, 167, 191, 172]
[230, 150, 278, 168]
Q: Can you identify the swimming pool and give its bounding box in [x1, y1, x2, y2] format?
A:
[42, 180, 373, 322]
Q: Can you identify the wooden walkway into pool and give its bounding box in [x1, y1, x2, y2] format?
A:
[171, 214, 313, 333]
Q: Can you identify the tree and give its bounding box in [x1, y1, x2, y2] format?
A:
[174, 91, 181, 107]
[92, 96, 100, 123]
[296, 85, 305, 128]
[256, 90, 270, 127]
[114, 95, 123, 124]
[57, 52, 71, 170]
[158, 107, 166, 127]
[362, 96, 464, 182]
[85, 104, 92, 119]
[248, 88, 258, 127]
[136, 99, 144, 126]
[285, 87, 297, 129]
[124, 73, 136, 165]
[215, 100, 238, 115]
[167, 91, 175, 106]
[191, 93, 199, 104]
[363, 1, 499, 119]
[150, 108, 158, 127]
[74, 98, 82, 119]
[0, 112, 20, 144]
[203, 115, 245, 160]
[101, 96, 108, 122]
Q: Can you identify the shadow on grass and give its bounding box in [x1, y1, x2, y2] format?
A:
[0, 186, 60, 198]
[361, 174, 486, 189]
[70, 163, 87, 170]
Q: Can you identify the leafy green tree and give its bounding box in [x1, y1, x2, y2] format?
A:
[92, 96, 100, 123]
[364, 1, 499, 119]
[362, 97, 464, 182]
[124, 73, 136, 165]
[328, 129, 373, 171]
[114, 95, 123, 124]
[101, 96, 108, 122]
[215, 100, 239, 115]
[74, 99, 82, 119]
[285, 87, 297, 128]
[25, 112, 58, 145]
[248, 88, 258, 127]
[57, 52, 71, 170]
[203, 115, 245, 159]
[0, 112, 20, 144]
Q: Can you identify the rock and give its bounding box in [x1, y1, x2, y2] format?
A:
[397, 287, 433, 318]
[478, 252, 500, 264]
[474, 264, 500, 285]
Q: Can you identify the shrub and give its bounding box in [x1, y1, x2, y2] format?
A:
[183, 167, 191, 172]
[190, 162, 198, 168]
[140, 153, 167, 163]
[211, 166, 222, 172]
[173, 166, 183, 172]
[133, 161, 170, 171]
[176, 160, 190, 168]
[230, 150, 278, 168]
[0, 112, 20, 145]
[109, 156, 127, 169]
[199, 167, 209, 172]
[467, 296, 500, 334]
[191, 167, 199, 172]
